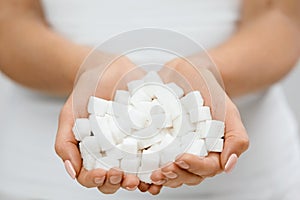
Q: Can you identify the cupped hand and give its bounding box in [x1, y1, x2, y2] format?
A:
[144, 57, 249, 191]
[55, 54, 144, 194]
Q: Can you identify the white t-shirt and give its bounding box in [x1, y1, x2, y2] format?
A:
[0, 1, 300, 199]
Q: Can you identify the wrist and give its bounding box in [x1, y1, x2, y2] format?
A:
[207, 47, 236, 97]
[63, 45, 92, 92]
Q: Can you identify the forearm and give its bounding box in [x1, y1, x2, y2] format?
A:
[0, 2, 90, 96]
[210, 9, 300, 97]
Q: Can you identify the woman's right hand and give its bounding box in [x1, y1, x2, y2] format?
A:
[55, 55, 144, 194]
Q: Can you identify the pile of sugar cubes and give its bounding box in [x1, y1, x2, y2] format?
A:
[72, 71, 224, 183]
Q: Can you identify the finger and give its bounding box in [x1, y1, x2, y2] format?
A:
[138, 182, 151, 193]
[77, 167, 107, 188]
[121, 174, 140, 191]
[221, 99, 249, 173]
[55, 97, 82, 177]
[175, 153, 222, 177]
[98, 168, 123, 194]
[150, 169, 167, 185]
[161, 163, 203, 188]
[148, 184, 163, 195]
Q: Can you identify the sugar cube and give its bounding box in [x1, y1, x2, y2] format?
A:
[72, 118, 91, 141]
[205, 138, 224, 152]
[180, 91, 204, 112]
[189, 106, 212, 123]
[166, 82, 184, 98]
[88, 96, 109, 116]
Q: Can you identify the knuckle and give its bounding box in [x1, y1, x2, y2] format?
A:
[54, 142, 64, 157]
[238, 137, 250, 152]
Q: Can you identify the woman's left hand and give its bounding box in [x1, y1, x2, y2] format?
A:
[139, 57, 249, 193]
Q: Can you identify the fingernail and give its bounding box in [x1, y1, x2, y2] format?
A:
[109, 175, 122, 185]
[94, 177, 105, 185]
[162, 171, 178, 179]
[225, 154, 238, 174]
[64, 160, 76, 179]
[175, 161, 189, 169]
[126, 186, 137, 191]
[152, 179, 166, 185]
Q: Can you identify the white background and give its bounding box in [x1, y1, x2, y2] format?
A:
[282, 61, 300, 126]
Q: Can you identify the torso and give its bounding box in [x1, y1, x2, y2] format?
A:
[0, 1, 299, 199]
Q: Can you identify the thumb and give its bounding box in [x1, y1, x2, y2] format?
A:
[55, 98, 82, 179]
[221, 100, 249, 173]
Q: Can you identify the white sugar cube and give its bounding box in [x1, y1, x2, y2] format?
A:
[105, 147, 124, 160]
[204, 120, 225, 138]
[180, 132, 197, 151]
[140, 150, 160, 173]
[114, 90, 130, 105]
[131, 124, 158, 139]
[189, 106, 212, 123]
[158, 133, 177, 149]
[106, 101, 129, 117]
[79, 142, 89, 158]
[88, 96, 109, 116]
[172, 113, 196, 137]
[195, 121, 206, 138]
[130, 89, 152, 106]
[89, 115, 115, 151]
[160, 146, 182, 166]
[138, 172, 152, 184]
[82, 154, 96, 171]
[120, 158, 140, 174]
[108, 117, 128, 144]
[111, 116, 132, 136]
[143, 71, 163, 84]
[166, 82, 184, 98]
[147, 143, 161, 152]
[72, 118, 91, 141]
[128, 108, 148, 129]
[139, 151, 160, 183]
[163, 114, 173, 128]
[94, 159, 109, 170]
[149, 113, 165, 129]
[205, 138, 224, 152]
[155, 88, 181, 119]
[133, 101, 155, 114]
[149, 104, 164, 115]
[180, 91, 204, 112]
[186, 139, 208, 157]
[81, 136, 101, 154]
[118, 138, 138, 158]
[159, 136, 182, 165]
[137, 132, 164, 149]
[97, 157, 120, 169]
[127, 80, 144, 94]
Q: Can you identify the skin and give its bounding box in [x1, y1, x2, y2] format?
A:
[0, 0, 299, 195]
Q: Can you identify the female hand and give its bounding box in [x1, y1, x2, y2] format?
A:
[55, 55, 145, 194]
[145, 57, 249, 191]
